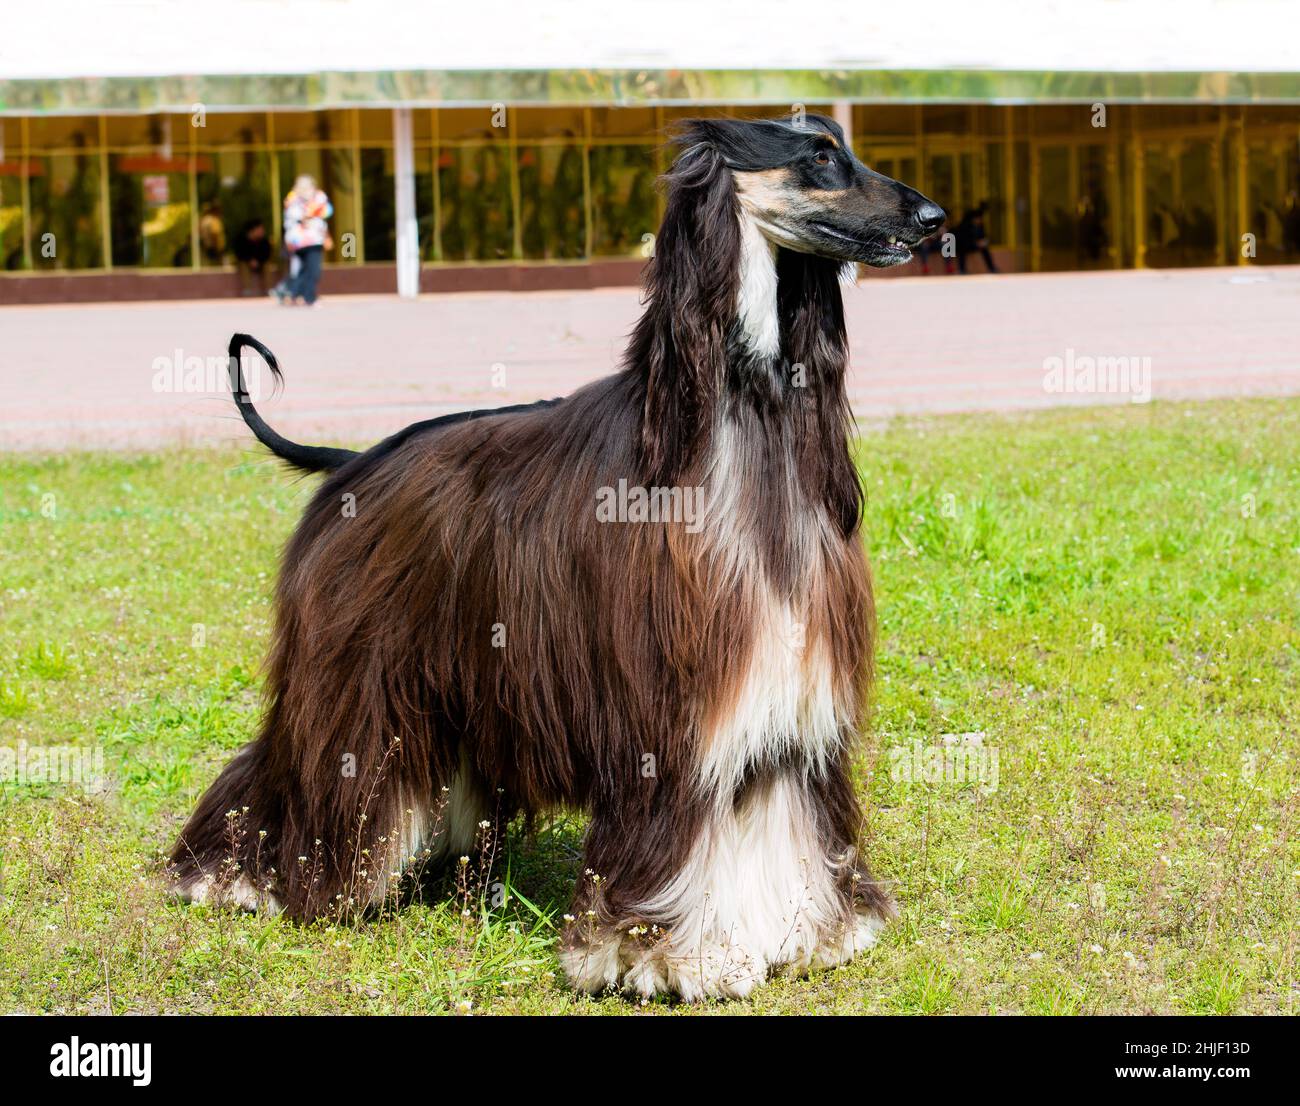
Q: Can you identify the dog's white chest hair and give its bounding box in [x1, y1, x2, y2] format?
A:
[702, 594, 841, 798]
[697, 424, 845, 799]
[736, 210, 781, 359]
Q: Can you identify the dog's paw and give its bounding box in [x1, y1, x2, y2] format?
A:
[666, 939, 765, 1001]
[810, 910, 889, 968]
[561, 929, 766, 1001]
[765, 908, 891, 979]
[169, 872, 282, 916]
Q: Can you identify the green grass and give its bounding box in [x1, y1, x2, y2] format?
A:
[1, 397, 1297, 1014]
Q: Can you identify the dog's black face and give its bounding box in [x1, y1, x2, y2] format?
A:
[691, 114, 944, 267]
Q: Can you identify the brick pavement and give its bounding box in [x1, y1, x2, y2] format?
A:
[2, 266, 1297, 452]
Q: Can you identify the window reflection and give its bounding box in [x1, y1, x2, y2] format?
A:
[2, 105, 1300, 278]
[110, 154, 190, 267]
[1076, 146, 1113, 269]
[31, 152, 103, 269]
[0, 167, 23, 269]
[1246, 141, 1300, 261]
[518, 141, 586, 260]
[438, 144, 513, 262]
[361, 147, 396, 261]
[1038, 146, 1074, 269]
[590, 144, 657, 258]
[1142, 142, 1218, 269]
[196, 149, 273, 268]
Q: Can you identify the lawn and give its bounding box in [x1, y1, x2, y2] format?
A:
[1, 397, 1296, 1015]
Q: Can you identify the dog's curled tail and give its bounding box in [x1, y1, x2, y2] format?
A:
[228, 333, 360, 474]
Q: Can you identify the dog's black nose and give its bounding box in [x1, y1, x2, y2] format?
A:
[913, 202, 946, 234]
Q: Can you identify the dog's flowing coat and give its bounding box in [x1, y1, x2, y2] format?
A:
[171, 115, 942, 999]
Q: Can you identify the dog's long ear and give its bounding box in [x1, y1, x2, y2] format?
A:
[629, 131, 741, 484]
[776, 250, 864, 538]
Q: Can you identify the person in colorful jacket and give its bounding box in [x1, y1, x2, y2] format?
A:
[272, 175, 333, 305]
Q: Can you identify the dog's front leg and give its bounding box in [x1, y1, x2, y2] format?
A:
[559, 787, 768, 1002]
[560, 765, 893, 1001]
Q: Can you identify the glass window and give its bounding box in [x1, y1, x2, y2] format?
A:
[984, 143, 1006, 244]
[517, 142, 586, 260]
[1142, 144, 1178, 267]
[854, 105, 917, 140]
[438, 108, 508, 142]
[1013, 140, 1032, 258]
[27, 115, 100, 151]
[196, 111, 269, 147]
[921, 105, 971, 137]
[1134, 105, 1213, 136]
[272, 111, 355, 145]
[360, 146, 436, 263]
[1, 166, 24, 270]
[358, 110, 392, 144]
[1176, 141, 1218, 264]
[195, 149, 274, 268]
[105, 114, 180, 149]
[1246, 141, 1300, 261]
[1076, 144, 1115, 268]
[421, 156, 438, 261]
[1032, 106, 1093, 140]
[436, 144, 513, 261]
[591, 107, 657, 139]
[357, 109, 432, 144]
[516, 107, 585, 140]
[924, 151, 959, 219]
[1243, 105, 1300, 129]
[1037, 145, 1074, 270]
[30, 153, 104, 269]
[360, 146, 395, 261]
[109, 153, 191, 267]
[971, 105, 1009, 139]
[590, 143, 657, 258]
[960, 150, 977, 208]
[1142, 141, 1218, 269]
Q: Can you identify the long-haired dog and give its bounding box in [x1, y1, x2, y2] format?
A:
[170, 114, 943, 1000]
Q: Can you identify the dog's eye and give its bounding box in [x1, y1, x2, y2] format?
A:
[813, 150, 831, 166]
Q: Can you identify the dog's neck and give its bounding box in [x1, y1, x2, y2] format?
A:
[629, 203, 862, 538]
[732, 209, 855, 367]
[709, 213, 864, 541]
[736, 213, 782, 361]
[726, 211, 855, 411]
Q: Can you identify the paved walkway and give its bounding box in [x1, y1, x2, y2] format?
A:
[2, 266, 1298, 451]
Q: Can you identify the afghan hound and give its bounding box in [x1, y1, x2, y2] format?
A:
[169, 113, 944, 1001]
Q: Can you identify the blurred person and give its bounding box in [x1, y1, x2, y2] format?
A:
[233, 218, 273, 296]
[1283, 189, 1300, 255]
[273, 175, 333, 305]
[199, 202, 226, 265]
[955, 202, 998, 273]
[1077, 186, 1109, 264]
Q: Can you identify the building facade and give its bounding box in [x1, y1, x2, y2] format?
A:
[4, 7, 1299, 302]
